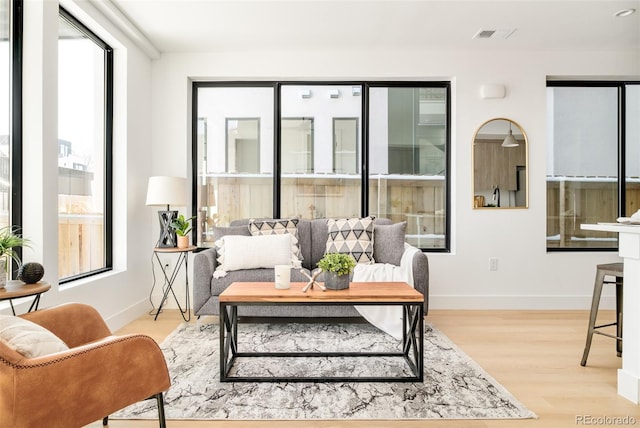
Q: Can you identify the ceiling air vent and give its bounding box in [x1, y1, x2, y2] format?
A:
[473, 29, 517, 40]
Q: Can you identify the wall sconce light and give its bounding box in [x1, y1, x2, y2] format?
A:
[329, 89, 340, 99]
[479, 84, 506, 99]
[300, 89, 312, 99]
[351, 86, 361, 96]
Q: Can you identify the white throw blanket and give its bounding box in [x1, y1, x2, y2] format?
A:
[353, 243, 420, 340]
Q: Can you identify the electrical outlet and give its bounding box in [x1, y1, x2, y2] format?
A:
[489, 258, 498, 271]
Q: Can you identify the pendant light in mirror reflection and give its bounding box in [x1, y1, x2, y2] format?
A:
[473, 118, 528, 209]
[501, 122, 519, 147]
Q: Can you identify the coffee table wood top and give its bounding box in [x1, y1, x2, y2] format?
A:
[220, 281, 423, 304]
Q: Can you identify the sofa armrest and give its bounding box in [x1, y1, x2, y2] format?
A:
[21, 303, 111, 348]
[410, 248, 430, 315]
[193, 248, 218, 314]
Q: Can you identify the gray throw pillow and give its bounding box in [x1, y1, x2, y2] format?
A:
[373, 221, 407, 266]
[212, 225, 251, 242]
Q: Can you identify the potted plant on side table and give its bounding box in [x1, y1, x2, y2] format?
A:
[170, 214, 196, 248]
[317, 252, 356, 290]
[0, 226, 31, 288]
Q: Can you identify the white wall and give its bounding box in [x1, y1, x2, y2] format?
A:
[150, 48, 639, 311]
[7, 0, 155, 330]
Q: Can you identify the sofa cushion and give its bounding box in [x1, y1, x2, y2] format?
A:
[326, 217, 375, 264]
[214, 234, 299, 278]
[0, 314, 69, 358]
[373, 221, 407, 266]
[249, 218, 303, 264]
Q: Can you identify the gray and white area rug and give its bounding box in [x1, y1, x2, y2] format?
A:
[114, 321, 536, 420]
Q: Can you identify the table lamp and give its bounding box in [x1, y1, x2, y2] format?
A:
[146, 176, 187, 247]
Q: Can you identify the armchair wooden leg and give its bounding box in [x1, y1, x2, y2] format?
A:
[102, 416, 109, 425]
[156, 392, 166, 428]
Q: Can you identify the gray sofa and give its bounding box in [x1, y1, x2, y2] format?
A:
[193, 218, 429, 318]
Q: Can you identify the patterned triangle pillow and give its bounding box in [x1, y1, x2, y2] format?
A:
[248, 218, 304, 264]
[326, 216, 375, 264]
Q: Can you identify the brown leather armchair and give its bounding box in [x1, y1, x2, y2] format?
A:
[0, 303, 170, 427]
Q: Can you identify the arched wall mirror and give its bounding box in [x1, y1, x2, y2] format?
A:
[473, 118, 528, 209]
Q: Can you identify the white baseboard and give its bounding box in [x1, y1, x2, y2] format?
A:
[103, 299, 149, 331]
[429, 294, 617, 310]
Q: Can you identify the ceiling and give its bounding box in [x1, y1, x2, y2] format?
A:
[105, 0, 640, 55]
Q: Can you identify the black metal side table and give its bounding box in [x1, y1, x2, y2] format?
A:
[151, 246, 196, 322]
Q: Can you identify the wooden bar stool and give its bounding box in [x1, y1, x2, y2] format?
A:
[580, 262, 623, 366]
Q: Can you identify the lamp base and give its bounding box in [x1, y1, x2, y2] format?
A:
[157, 210, 178, 248]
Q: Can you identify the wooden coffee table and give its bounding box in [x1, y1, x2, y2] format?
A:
[219, 281, 424, 383]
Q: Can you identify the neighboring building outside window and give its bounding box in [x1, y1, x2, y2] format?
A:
[0, 0, 13, 231]
[58, 8, 112, 281]
[546, 82, 640, 250]
[193, 82, 450, 251]
[333, 118, 358, 175]
[280, 85, 359, 220]
[226, 118, 260, 173]
[281, 117, 314, 174]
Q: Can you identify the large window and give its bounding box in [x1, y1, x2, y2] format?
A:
[280, 84, 360, 220]
[58, 8, 112, 281]
[1, 0, 21, 277]
[0, 0, 13, 230]
[369, 86, 448, 248]
[193, 81, 450, 251]
[195, 85, 274, 237]
[547, 81, 640, 250]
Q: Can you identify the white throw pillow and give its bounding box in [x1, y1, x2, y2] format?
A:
[248, 218, 304, 264]
[213, 234, 299, 278]
[0, 314, 69, 358]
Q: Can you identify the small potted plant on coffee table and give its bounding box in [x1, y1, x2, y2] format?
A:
[170, 214, 196, 248]
[317, 252, 356, 290]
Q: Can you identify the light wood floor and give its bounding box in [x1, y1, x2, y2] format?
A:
[90, 309, 640, 428]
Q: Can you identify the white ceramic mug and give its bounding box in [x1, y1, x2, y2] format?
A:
[274, 265, 291, 289]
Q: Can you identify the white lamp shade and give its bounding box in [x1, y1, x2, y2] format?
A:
[146, 176, 187, 207]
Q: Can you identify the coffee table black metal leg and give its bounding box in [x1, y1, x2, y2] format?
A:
[220, 303, 226, 380]
[220, 303, 238, 381]
[402, 303, 424, 382]
[418, 304, 424, 380]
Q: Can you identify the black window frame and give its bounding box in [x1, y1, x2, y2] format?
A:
[58, 6, 113, 282]
[191, 80, 451, 253]
[546, 80, 640, 252]
[8, 0, 23, 277]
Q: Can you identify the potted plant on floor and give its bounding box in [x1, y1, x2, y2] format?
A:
[317, 252, 356, 290]
[170, 214, 196, 248]
[0, 226, 31, 288]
